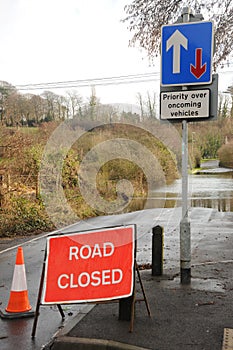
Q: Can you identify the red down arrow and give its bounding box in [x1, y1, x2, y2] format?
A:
[190, 48, 207, 79]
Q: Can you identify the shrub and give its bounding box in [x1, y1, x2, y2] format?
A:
[218, 142, 233, 168]
[0, 196, 53, 237]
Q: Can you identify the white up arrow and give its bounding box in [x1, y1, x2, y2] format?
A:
[166, 29, 188, 74]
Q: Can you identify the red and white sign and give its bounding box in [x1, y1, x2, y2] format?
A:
[42, 225, 135, 304]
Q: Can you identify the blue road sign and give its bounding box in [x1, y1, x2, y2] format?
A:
[161, 21, 214, 86]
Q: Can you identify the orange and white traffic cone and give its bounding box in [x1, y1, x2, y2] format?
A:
[0, 246, 35, 319]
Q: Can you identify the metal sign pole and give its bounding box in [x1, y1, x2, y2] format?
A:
[160, 6, 216, 282]
[180, 118, 191, 284]
[180, 7, 192, 285]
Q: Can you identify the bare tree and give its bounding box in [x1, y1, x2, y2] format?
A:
[30, 95, 47, 124]
[0, 81, 16, 125]
[4, 92, 24, 126]
[41, 91, 57, 121]
[146, 91, 157, 119]
[41, 91, 67, 121]
[86, 86, 100, 121]
[66, 90, 83, 119]
[56, 95, 67, 120]
[122, 0, 233, 69]
[136, 92, 145, 121]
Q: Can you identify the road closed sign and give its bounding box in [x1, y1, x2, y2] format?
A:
[160, 89, 210, 120]
[41, 225, 136, 304]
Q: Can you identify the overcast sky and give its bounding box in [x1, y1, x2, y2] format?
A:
[0, 0, 232, 104]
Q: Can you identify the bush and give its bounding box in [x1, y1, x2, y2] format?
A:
[218, 142, 233, 168]
[200, 133, 223, 159]
[0, 196, 53, 237]
[190, 148, 201, 168]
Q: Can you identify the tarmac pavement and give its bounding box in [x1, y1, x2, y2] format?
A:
[43, 207, 233, 350]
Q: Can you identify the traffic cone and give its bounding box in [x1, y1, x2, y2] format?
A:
[0, 247, 35, 319]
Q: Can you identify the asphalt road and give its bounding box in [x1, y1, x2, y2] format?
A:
[0, 208, 178, 349]
[0, 232, 85, 350]
[0, 207, 232, 349]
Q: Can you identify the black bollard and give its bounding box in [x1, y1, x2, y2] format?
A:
[152, 225, 163, 276]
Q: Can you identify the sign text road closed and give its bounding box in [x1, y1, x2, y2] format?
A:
[42, 225, 135, 304]
[160, 89, 210, 120]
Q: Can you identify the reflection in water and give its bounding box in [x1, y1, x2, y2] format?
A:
[189, 174, 233, 212]
[191, 197, 233, 212]
[127, 174, 233, 212]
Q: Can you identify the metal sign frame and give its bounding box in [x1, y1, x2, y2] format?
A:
[31, 225, 151, 337]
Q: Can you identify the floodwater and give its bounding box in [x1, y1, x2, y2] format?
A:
[189, 174, 233, 211]
[132, 173, 233, 212]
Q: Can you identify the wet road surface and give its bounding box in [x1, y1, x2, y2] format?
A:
[0, 207, 233, 349]
[0, 233, 85, 350]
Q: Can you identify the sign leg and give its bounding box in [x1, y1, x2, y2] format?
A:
[136, 264, 151, 317]
[31, 250, 47, 338]
[57, 304, 65, 320]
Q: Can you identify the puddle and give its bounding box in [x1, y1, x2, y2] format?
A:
[160, 277, 225, 293]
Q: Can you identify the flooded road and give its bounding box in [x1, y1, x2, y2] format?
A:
[189, 174, 233, 211]
[130, 158, 233, 213]
[148, 173, 233, 212]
